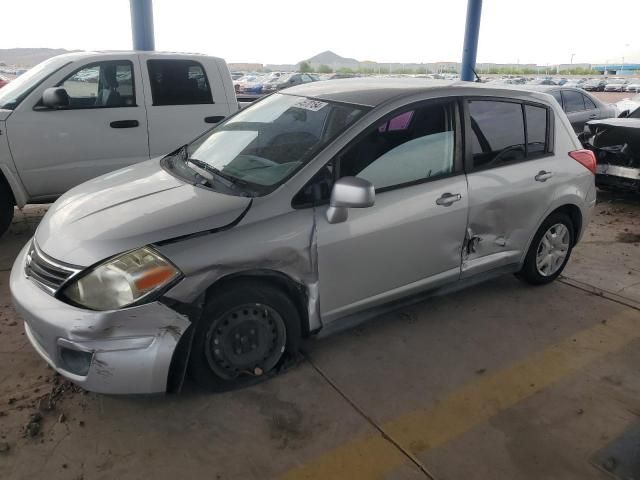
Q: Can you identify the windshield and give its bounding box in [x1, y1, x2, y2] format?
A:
[0, 56, 70, 110]
[168, 93, 369, 196]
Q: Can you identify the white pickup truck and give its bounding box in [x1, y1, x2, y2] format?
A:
[0, 51, 242, 236]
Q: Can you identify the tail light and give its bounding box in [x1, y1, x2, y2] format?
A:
[569, 149, 597, 175]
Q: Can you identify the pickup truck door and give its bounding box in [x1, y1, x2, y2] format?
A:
[138, 55, 234, 157]
[6, 54, 149, 200]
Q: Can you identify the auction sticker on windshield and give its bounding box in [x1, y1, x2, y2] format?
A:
[294, 99, 328, 111]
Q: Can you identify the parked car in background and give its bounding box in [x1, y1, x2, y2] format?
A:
[0, 51, 240, 236]
[616, 94, 640, 117]
[582, 113, 640, 192]
[583, 79, 606, 92]
[625, 79, 640, 93]
[563, 80, 585, 89]
[230, 72, 244, 80]
[10, 79, 596, 394]
[524, 86, 616, 133]
[0, 75, 9, 88]
[604, 79, 628, 92]
[528, 78, 557, 86]
[261, 73, 317, 93]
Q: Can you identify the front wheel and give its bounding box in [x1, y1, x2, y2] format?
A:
[517, 213, 575, 285]
[0, 186, 14, 237]
[189, 280, 301, 392]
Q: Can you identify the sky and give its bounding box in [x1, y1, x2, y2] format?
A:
[1, 0, 638, 66]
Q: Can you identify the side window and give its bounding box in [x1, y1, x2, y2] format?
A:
[301, 74, 314, 83]
[338, 102, 455, 190]
[60, 61, 135, 108]
[583, 94, 597, 110]
[550, 90, 563, 109]
[468, 100, 525, 168]
[525, 105, 548, 157]
[562, 90, 585, 113]
[147, 59, 213, 106]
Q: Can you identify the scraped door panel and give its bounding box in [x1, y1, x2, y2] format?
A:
[463, 157, 558, 277]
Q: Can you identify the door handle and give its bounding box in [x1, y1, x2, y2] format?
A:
[535, 170, 553, 182]
[588, 113, 598, 119]
[110, 120, 139, 128]
[205, 116, 225, 124]
[436, 193, 462, 206]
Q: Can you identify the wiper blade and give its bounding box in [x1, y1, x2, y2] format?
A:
[187, 158, 255, 195]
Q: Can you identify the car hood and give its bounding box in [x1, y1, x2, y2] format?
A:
[35, 158, 252, 266]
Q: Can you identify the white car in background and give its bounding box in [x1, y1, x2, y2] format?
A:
[604, 79, 628, 92]
[625, 79, 640, 93]
[616, 94, 640, 117]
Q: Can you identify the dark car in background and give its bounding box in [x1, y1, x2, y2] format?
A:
[583, 79, 606, 92]
[262, 73, 316, 93]
[525, 86, 617, 133]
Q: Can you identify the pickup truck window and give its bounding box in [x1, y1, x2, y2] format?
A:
[147, 59, 213, 106]
[59, 61, 136, 108]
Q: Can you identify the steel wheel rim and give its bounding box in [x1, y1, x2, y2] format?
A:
[205, 303, 286, 380]
[536, 223, 570, 277]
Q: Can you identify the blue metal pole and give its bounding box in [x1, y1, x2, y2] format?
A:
[130, 0, 155, 51]
[460, 0, 482, 81]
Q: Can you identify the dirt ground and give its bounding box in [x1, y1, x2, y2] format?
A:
[0, 190, 639, 480]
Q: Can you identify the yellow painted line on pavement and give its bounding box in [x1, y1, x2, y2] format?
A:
[281, 309, 640, 480]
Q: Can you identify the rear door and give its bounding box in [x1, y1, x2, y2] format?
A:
[139, 55, 233, 157]
[463, 98, 557, 277]
[7, 55, 149, 199]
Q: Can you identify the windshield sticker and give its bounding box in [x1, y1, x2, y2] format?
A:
[293, 99, 328, 112]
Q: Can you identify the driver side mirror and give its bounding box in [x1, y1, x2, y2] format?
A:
[326, 176, 375, 224]
[42, 87, 70, 109]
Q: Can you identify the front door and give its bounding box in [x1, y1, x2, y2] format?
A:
[316, 100, 468, 323]
[463, 98, 558, 277]
[8, 57, 149, 199]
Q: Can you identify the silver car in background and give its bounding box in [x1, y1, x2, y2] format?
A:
[10, 79, 597, 394]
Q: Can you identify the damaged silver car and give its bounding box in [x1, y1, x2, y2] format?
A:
[10, 79, 597, 394]
[582, 110, 640, 192]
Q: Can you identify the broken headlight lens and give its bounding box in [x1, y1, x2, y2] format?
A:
[61, 247, 181, 311]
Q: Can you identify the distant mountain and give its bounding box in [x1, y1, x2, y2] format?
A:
[304, 51, 360, 70]
[0, 48, 79, 67]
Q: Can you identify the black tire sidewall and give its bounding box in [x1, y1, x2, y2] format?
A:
[519, 212, 575, 285]
[189, 280, 301, 392]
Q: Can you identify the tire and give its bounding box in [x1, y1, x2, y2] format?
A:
[0, 185, 14, 238]
[189, 279, 301, 392]
[517, 212, 575, 286]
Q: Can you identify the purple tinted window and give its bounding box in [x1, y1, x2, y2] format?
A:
[388, 110, 414, 131]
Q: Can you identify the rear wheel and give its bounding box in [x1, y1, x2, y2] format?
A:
[517, 212, 575, 285]
[189, 280, 301, 392]
[0, 185, 14, 237]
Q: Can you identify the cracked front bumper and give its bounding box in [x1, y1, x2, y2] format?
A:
[10, 243, 191, 394]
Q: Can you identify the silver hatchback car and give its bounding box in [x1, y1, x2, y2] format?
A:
[11, 79, 597, 394]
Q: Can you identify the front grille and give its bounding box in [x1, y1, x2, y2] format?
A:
[25, 242, 82, 295]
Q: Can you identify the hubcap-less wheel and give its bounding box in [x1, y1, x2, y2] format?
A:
[204, 303, 286, 380]
[536, 223, 570, 277]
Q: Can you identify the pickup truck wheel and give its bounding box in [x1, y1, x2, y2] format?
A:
[0, 187, 14, 237]
[517, 212, 575, 285]
[189, 280, 301, 392]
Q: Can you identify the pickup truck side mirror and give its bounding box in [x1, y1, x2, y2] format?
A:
[326, 176, 375, 224]
[42, 87, 70, 109]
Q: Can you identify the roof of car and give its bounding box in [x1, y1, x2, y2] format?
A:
[282, 78, 557, 108]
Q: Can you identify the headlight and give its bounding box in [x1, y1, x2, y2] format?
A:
[61, 247, 181, 310]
